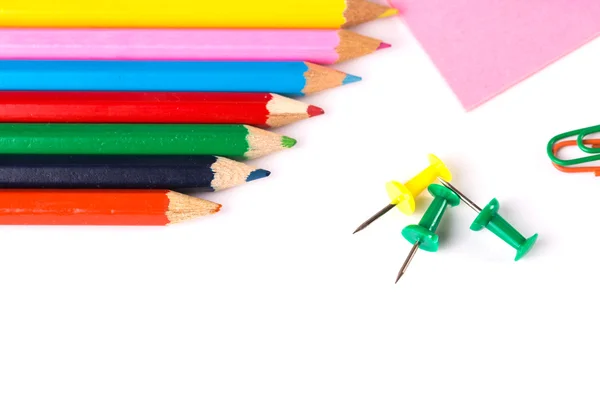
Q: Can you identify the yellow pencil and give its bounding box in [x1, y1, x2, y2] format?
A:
[0, 0, 398, 29]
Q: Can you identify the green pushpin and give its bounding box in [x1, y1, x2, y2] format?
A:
[397, 184, 460, 283]
[439, 179, 538, 262]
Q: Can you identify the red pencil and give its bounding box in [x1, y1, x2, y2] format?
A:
[0, 91, 324, 128]
[0, 189, 221, 225]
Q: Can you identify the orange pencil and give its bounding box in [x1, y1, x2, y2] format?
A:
[0, 189, 221, 225]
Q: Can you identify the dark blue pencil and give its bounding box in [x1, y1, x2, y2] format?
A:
[0, 60, 361, 96]
[0, 155, 270, 190]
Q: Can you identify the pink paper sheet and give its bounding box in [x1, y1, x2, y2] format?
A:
[389, 0, 600, 110]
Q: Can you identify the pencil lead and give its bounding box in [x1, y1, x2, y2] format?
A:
[343, 74, 362, 85]
[281, 136, 297, 149]
[377, 42, 392, 50]
[379, 8, 399, 19]
[246, 169, 271, 182]
[307, 105, 325, 117]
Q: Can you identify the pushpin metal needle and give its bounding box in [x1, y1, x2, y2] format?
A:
[396, 242, 419, 283]
[396, 184, 460, 282]
[438, 179, 481, 212]
[438, 178, 538, 261]
[354, 154, 452, 234]
[353, 203, 395, 234]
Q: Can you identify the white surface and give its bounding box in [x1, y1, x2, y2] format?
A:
[2, 15, 600, 400]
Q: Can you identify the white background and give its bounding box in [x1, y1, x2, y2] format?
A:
[2, 9, 600, 400]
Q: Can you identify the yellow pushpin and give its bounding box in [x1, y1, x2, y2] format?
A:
[353, 154, 452, 234]
[386, 154, 453, 215]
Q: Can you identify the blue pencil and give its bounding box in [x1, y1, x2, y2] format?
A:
[0, 60, 361, 96]
[0, 155, 270, 191]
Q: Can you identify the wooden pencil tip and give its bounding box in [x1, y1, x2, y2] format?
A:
[377, 42, 392, 50]
[211, 157, 271, 190]
[245, 126, 297, 159]
[307, 105, 325, 117]
[266, 94, 322, 127]
[343, 0, 398, 27]
[166, 191, 221, 224]
[303, 63, 359, 94]
[336, 30, 388, 63]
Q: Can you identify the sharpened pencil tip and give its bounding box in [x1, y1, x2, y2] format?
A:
[246, 169, 271, 182]
[282, 136, 297, 148]
[307, 105, 325, 117]
[343, 74, 362, 85]
[379, 8, 399, 19]
[377, 42, 392, 50]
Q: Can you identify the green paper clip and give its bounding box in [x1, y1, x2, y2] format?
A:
[548, 124, 600, 174]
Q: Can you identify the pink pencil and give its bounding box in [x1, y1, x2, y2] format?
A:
[0, 29, 390, 65]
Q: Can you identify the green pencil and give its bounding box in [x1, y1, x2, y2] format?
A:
[0, 123, 296, 159]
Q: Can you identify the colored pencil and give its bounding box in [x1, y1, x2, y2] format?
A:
[0, 92, 324, 128]
[0, 61, 360, 96]
[0, 0, 398, 29]
[0, 155, 270, 190]
[0, 189, 220, 225]
[0, 29, 391, 65]
[0, 124, 296, 160]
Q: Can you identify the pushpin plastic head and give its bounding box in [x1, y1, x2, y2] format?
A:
[401, 184, 460, 252]
[439, 179, 539, 262]
[396, 184, 459, 283]
[471, 198, 539, 261]
[429, 183, 460, 207]
[425, 154, 453, 182]
[354, 155, 453, 235]
[402, 225, 439, 252]
[386, 154, 453, 215]
[385, 180, 416, 215]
